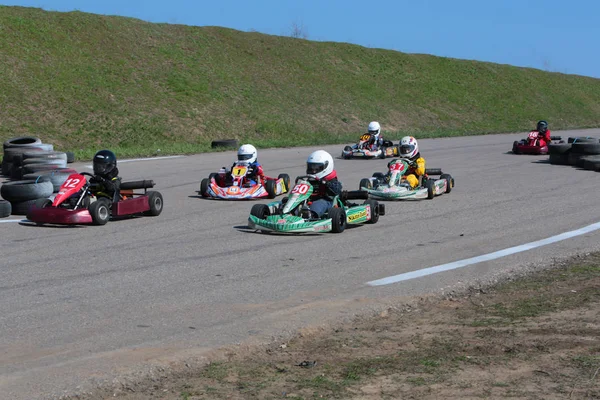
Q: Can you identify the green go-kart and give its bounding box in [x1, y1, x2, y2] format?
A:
[248, 176, 385, 234]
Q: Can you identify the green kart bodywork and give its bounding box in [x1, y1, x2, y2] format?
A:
[248, 177, 385, 233]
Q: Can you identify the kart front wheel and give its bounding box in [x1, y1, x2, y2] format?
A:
[440, 174, 453, 194]
[250, 204, 270, 219]
[200, 178, 210, 197]
[89, 198, 111, 225]
[425, 179, 436, 200]
[512, 141, 520, 154]
[145, 191, 163, 216]
[34, 198, 52, 209]
[364, 199, 380, 224]
[329, 207, 346, 233]
[359, 178, 372, 190]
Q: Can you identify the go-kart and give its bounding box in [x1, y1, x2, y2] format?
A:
[248, 176, 385, 234]
[359, 159, 454, 200]
[341, 133, 399, 159]
[512, 132, 562, 155]
[200, 161, 289, 199]
[27, 172, 163, 225]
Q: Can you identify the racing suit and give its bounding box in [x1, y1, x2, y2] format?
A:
[90, 167, 121, 201]
[527, 129, 552, 147]
[309, 170, 343, 217]
[367, 134, 384, 151]
[403, 154, 426, 189]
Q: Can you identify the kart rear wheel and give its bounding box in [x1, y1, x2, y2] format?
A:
[145, 191, 163, 216]
[512, 141, 520, 154]
[89, 198, 111, 225]
[379, 148, 386, 159]
[426, 179, 436, 199]
[329, 207, 346, 233]
[200, 178, 210, 197]
[250, 204, 270, 220]
[277, 173, 291, 193]
[265, 179, 277, 199]
[440, 173, 453, 193]
[364, 200, 379, 224]
[359, 178, 372, 190]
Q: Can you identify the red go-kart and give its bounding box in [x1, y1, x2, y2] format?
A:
[512, 132, 562, 155]
[27, 172, 163, 225]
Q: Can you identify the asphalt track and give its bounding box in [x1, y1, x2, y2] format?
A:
[1, 129, 600, 399]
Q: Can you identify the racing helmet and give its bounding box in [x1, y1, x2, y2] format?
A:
[399, 136, 419, 159]
[306, 150, 334, 180]
[237, 144, 258, 164]
[368, 121, 381, 140]
[93, 150, 117, 176]
[536, 120, 548, 134]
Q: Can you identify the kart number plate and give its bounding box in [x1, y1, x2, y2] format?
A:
[291, 183, 310, 195]
[528, 131, 539, 140]
[389, 162, 406, 172]
[232, 166, 248, 177]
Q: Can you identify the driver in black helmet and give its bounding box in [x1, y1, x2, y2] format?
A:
[90, 150, 121, 200]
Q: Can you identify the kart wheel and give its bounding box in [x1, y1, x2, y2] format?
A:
[265, 179, 277, 199]
[277, 173, 291, 193]
[145, 191, 163, 216]
[200, 178, 210, 197]
[359, 178, 372, 190]
[208, 172, 218, 181]
[364, 199, 379, 224]
[379, 148, 386, 159]
[250, 204, 270, 219]
[512, 141, 520, 154]
[440, 174, 453, 193]
[89, 198, 111, 225]
[426, 179, 436, 199]
[329, 207, 346, 233]
[34, 198, 52, 209]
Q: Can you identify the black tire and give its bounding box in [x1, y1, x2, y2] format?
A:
[0, 199, 11, 218]
[568, 137, 598, 144]
[359, 178, 372, 190]
[549, 153, 569, 165]
[10, 199, 38, 215]
[426, 179, 436, 199]
[379, 148, 386, 159]
[22, 151, 68, 161]
[277, 173, 290, 193]
[211, 139, 238, 149]
[10, 165, 23, 180]
[583, 159, 600, 171]
[250, 204, 270, 219]
[1, 160, 11, 176]
[372, 172, 386, 180]
[208, 172, 219, 181]
[11, 153, 24, 167]
[548, 143, 571, 155]
[3, 136, 42, 149]
[342, 145, 353, 159]
[22, 163, 65, 174]
[567, 152, 583, 166]
[440, 173, 453, 193]
[66, 151, 75, 163]
[329, 207, 346, 233]
[200, 178, 210, 197]
[23, 169, 76, 192]
[265, 179, 277, 198]
[571, 142, 600, 155]
[1, 179, 54, 202]
[577, 155, 600, 168]
[34, 197, 52, 209]
[512, 141, 520, 154]
[88, 198, 111, 225]
[145, 191, 163, 216]
[364, 199, 379, 224]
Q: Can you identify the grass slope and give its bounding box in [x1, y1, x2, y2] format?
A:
[1, 6, 600, 158]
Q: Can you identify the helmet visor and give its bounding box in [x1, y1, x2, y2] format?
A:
[238, 154, 253, 161]
[93, 163, 110, 175]
[400, 144, 415, 156]
[368, 130, 379, 135]
[307, 162, 326, 175]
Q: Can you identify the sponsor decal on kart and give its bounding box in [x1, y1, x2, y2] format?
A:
[348, 209, 367, 222]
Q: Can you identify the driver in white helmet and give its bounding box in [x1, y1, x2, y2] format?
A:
[366, 121, 384, 151]
[232, 144, 264, 185]
[306, 150, 343, 217]
[397, 136, 425, 189]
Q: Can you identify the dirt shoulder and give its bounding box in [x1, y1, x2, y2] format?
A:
[68, 254, 600, 400]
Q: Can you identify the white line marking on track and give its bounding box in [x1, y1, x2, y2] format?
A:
[367, 221, 600, 286]
[0, 219, 26, 224]
[85, 155, 185, 168]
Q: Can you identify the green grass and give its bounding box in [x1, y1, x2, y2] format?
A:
[1, 6, 600, 159]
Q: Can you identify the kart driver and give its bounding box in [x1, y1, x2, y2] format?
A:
[398, 136, 426, 189]
[233, 144, 264, 185]
[365, 121, 384, 151]
[90, 149, 121, 200]
[306, 150, 343, 217]
[527, 120, 551, 146]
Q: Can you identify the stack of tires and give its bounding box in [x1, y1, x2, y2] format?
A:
[1, 136, 76, 217]
[548, 137, 600, 171]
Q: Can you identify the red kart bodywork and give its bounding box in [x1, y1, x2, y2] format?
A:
[27, 173, 159, 225]
[512, 132, 561, 155]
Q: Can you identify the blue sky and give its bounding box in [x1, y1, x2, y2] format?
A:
[3, 0, 599, 78]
